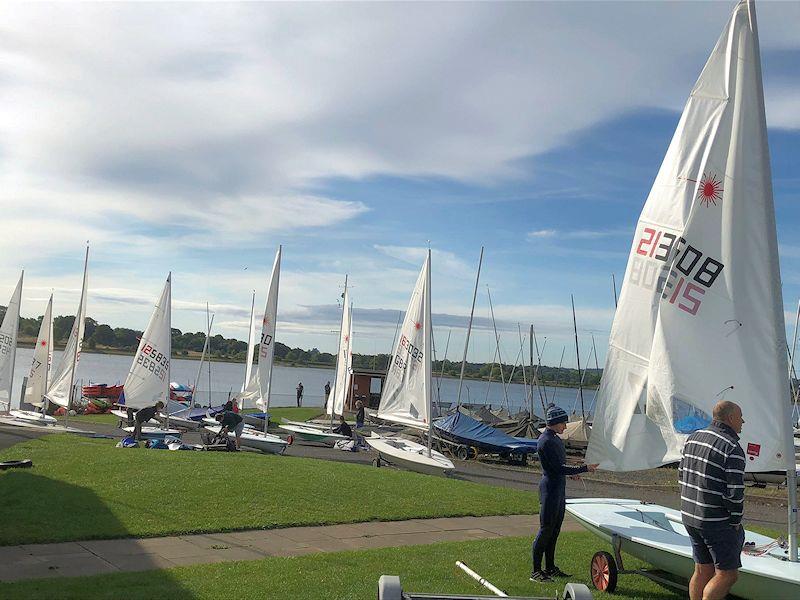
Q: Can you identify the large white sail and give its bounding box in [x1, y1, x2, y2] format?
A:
[238, 247, 281, 411]
[326, 290, 353, 417]
[240, 291, 257, 407]
[0, 272, 23, 410]
[46, 249, 89, 409]
[25, 294, 53, 408]
[378, 251, 432, 429]
[122, 275, 172, 410]
[587, 1, 791, 473]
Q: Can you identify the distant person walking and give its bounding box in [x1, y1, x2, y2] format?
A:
[296, 382, 304, 407]
[680, 401, 746, 600]
[531, 404, 598, 582]
[324, 381, 331, 401]
[355, 400, 365, 429]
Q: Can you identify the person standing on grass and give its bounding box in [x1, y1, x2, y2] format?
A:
[324, 381, 331, 400]
[215, 410, 245, 450]
[679, 401, 746, 600]
[355, 400, 365, 429]
[296, 382, 304, 407]
[132, 401, 165, 441]
[530, 404, 598, 583]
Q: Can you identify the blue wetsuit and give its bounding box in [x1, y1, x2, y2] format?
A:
[532, 428, 587, 574]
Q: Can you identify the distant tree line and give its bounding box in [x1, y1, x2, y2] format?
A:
[1, 306, 601, 387]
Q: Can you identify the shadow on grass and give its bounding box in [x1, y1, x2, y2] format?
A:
[0, 471, 195, 599]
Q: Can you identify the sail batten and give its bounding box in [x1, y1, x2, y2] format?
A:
[587, 0, 791, 474]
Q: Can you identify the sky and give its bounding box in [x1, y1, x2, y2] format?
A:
[1, 1, 798, 368]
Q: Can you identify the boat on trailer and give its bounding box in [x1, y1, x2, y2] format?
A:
[8, 410, 58, 427]
[204, 424, 287, 454]
[574, 2, 799, 594]
[368, 432, 454, 477]
[276, 423, 349, 445]
[566, 499, 800, 598]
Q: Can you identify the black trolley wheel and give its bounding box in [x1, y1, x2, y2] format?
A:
[590, 550, 618, 592]
[456, 445, 469, 461]
[372, 457, 381, 468]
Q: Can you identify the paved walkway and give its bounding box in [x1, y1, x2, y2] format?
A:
[0, 515, 580, 582]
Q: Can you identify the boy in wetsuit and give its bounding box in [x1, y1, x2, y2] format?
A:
[531, 405, 598, 582]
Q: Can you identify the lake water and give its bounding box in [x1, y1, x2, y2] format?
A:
[9, 347, 592, 415]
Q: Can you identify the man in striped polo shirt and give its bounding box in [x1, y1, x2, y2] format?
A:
[679, 400, 746, 600]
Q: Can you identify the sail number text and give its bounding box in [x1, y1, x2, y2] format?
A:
[630, 227, 724, 316]
[392, 334, 423, 372]
[259, 333, 273, 358]
[0, 333, 12, 355]
[137, 343, 169, 382]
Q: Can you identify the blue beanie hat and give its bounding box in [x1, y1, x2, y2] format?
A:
[546, 404, 568, 426]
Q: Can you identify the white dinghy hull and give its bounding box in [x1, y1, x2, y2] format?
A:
[8, 410, 58, 426]
[204, 425, 287, 454]
[566, 499, 800, 599]
[122, 426, 181, 440]
[366, 433, 454, 477]
[277, 423, 348, 446]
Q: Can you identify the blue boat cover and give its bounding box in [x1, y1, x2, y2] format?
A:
[674, 414, 711, 434]
[434, 411, 538, 454]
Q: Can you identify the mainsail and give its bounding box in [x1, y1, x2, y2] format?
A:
[240, 291, 257, 407]
[46, 248, 89, 409]
[0, 272, 23, 410]
[25, 294, 53, 408]
[122, 274, 172, 410]
[587, 0, 792, 473]
[326, 288, 353, 417]
[377, 251, 432, 430]
[237, 247, 281, 411]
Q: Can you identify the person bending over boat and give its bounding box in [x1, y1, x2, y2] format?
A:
[530, 404, 598, 583]
[679, 401, 746, 600]
[132, 401, 165, 441]
[215, 410, 245, 450]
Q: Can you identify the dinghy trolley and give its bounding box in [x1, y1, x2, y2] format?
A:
[588, 533, 687, 594]
[377, 575, 593, 599]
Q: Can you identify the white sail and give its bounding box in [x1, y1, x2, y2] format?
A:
[587, 0, 791, 473]
[0, 272, 23, 410]
[25, 294, 53, 408]
[378, 251, 432, 429]
[238, 247, 281, 411]
[46, 249, 89, 409]
[240, 291, 257, 407]
[326, 291, 353, 417]
[122, 275, 171, 410]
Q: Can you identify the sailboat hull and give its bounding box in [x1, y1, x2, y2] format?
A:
[366, 433, 455, 477]
[8, 410, 58, 426]
[122, 426, 181, 440]
[277, 424, 349, 445]
[158, 413, 201, 430]
[204, 425, 287, 454]
[566, 499, 800, 599]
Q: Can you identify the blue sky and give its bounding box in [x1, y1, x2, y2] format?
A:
[1, 1, 798, 367]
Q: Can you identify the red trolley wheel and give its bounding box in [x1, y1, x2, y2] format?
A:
[590, 550, 618, 592]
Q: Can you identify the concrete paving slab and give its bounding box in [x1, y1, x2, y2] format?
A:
[79, 539, 150, 556]
[101, 554, 177, 572]
[272, 526, 337, 543]
[20, 542, 87, 556]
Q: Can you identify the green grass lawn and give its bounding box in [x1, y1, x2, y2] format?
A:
[71, 413, 119, 425]
[0, 434, 537, 545]
[0, 533, 681, 599]
[265, 406, 322, 424]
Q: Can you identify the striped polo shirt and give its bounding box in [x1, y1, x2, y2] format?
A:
[679, 420, 745, 528]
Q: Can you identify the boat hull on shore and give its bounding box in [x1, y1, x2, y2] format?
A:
[122, 426, 181, 440]
[277, 423, 349, 445]
[8, 410, 58, 426]
[566, 498, 800, 599]
[366, 433, 454, 477]
[204, 425, 287, 454]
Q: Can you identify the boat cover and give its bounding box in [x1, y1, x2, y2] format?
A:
[434, 411, 538, 454]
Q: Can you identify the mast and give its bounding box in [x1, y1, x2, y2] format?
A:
[456, 246, 483, 409]
[528, 325, 535, 419]
[330, 274, 348, 431]
[65, 246, 89, 428]
[571, 295, 585, 419]
[264, 245, 281, 433]
[206, 303, 212, 408]
[531, 327, 548, 415]
[611, 274, 618, 308]
[191, 313, 213, 410]
[487, 287, 509, 408]
[165, 273, 172, 432]
[43, 293, 54, 415]
[425, 248, 433, 458]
